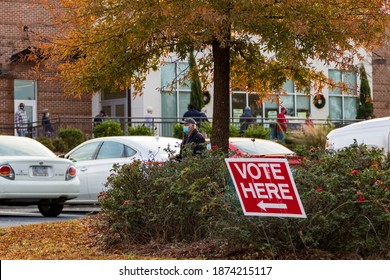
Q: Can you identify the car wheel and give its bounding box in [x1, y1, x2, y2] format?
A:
[38, 203, 64, 217]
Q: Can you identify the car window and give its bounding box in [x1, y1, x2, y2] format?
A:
[96, 141, 126, 159]
[124, 145, 137, 157]
[67, 142, 101, 162]
[0, 138, 55, 157]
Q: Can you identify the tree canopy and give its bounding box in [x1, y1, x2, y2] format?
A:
[34, 0, 389, 151]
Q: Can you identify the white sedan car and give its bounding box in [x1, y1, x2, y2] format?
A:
[64, 136, 181, 204]
[0, 136, 80, 217]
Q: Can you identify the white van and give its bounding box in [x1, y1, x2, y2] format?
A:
[325, 117, 390, 152]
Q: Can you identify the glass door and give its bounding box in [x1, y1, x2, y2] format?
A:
[14, 80, 38, 137]
[101, 99, 127, 133]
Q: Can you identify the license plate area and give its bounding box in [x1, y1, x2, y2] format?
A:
[32, 166, 49, 177]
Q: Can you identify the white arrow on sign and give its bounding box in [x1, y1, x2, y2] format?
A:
[257, 201, 287, 211]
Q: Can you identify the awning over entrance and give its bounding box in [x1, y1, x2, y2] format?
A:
[9, 46, 37, 62]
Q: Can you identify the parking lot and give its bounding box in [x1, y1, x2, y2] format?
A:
[0, 205, 99, 228]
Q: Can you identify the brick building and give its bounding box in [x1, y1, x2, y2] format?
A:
[0, 0, 92, 136]
[372, 41, 390, 118]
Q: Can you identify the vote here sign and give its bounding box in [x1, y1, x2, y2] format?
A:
[225, 158, 306, 218]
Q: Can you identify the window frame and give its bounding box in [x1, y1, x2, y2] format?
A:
[230, 80, 311, 119]
[328, 69, 358, 121]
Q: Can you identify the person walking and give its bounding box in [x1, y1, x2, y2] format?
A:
[94, 110, 107, 126]
[239, 106, 255, 133]
[15, 102, 28, 137]
[41, 109, 54, 137]
[276, 107, 288, 143]
[183, 104, 202, 125]
[144, 106, 155, 129]
[177, 118, 206, 160]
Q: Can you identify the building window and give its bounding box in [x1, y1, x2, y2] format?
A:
[161, 61, 190, 118]
[264, 95, 279, 119]
[231, 91, 247, 123]
[160, 61, 191, 136]
[14, 80, 36, 100]
[231, 80, 310, 120]
[279, 80, 311, 118]
[231, 91, 264, 123]
[279, 95, 295, 116]
[328, 69, 358, 120]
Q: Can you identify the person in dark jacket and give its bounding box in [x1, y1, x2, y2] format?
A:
[239, 106, 255, 133]
[183, 104, 203, 125]
[178, 118, 206, 159]
[94, 110, 107, 125]
[41, 109, 54, 137]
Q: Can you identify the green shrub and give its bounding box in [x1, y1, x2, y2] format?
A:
[93, 120, 123, 137]
[199, 121, 212, 138]
[98, 148, 229, 244]
[36, 137, 55, 151]
[242, 124, 270, 139]
[57, 127, 84, 151]
[229, 124, 240, 137]
[127, 124, 153, 136]
[173, 123, 184, 139]
[97, 143, 390, 259]
[291, 144, 390, 256]
[52, 138, 68, 153]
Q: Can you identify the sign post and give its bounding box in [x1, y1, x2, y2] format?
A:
[225, 158, 306, 218]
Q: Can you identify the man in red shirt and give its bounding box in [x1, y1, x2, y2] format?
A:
[277, 107, 288, 143]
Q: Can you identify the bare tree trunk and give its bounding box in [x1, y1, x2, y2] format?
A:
[211, 38, 230, 154]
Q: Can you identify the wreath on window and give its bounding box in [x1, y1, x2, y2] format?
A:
[203, 90, 211, 105]
[313, 94, 326, 109]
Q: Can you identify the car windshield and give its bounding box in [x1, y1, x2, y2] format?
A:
[0, 138, 55, 157]
[231, 140, 294, 155]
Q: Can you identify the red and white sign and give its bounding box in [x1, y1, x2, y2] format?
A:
[225, 158, 306, 218]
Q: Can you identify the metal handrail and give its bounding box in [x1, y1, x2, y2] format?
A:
[0, 116, 362, 139]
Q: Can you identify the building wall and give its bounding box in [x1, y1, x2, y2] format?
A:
[373, 42, 390, 118]
[138, 56, 372, 122]
[0, 0, 92, 135]
[131, 69, 162, 119]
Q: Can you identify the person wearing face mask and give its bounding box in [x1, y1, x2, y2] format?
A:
[177, 118, 206, 160]
[42, 108, 55, 137]
[14, 102, 28, 137]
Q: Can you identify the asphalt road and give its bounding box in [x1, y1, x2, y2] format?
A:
[0, 205, 100, 228]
